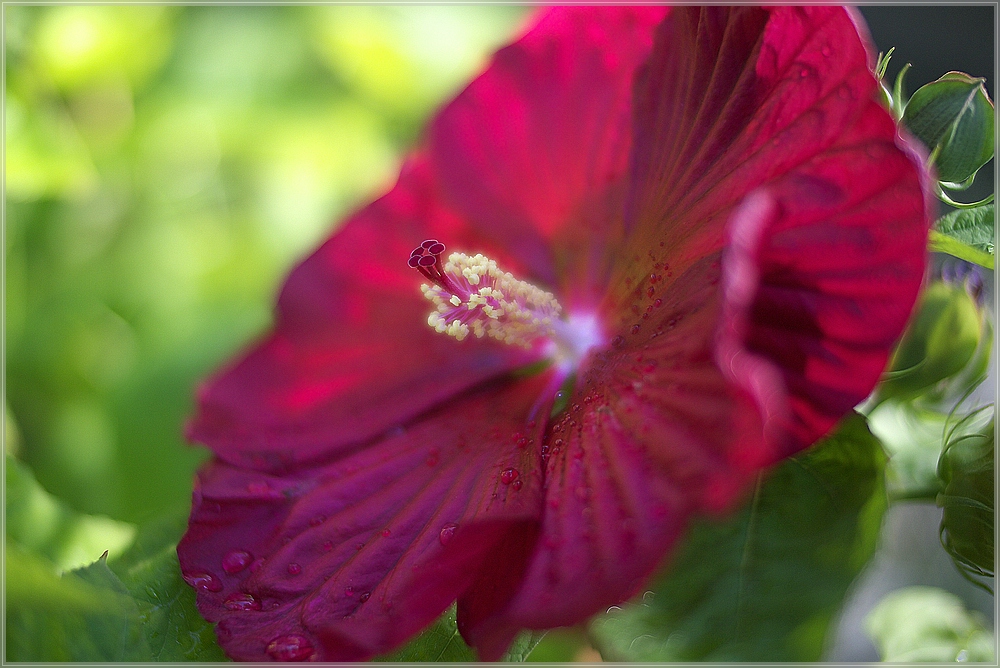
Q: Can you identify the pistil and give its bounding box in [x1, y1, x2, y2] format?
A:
[409, 240, 562, 349]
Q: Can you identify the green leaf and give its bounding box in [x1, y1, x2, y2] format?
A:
[865, 586, 995, 662]
[589, 413, 886, 662]
[902, 71, 994, 185]
[5, 454, 135, 571]
[109, 510, 230, 661]
[6, 507, 228, 662]
[6, 553, 150, 661]
[931, 204, 995, 269]
[375, 603, 543, 661]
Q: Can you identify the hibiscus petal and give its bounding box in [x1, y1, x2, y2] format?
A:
[178, 372, 553, 661]
[464, 5, 929, 642]
[187, 157, 542, 469]
[430, 6, 667, 294]
[618, 5, 929, 451]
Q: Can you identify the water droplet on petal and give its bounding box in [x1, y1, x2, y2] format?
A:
[287, 563, 301, 576]
[439, 522, 458, 546]
[512, 480, 523, 491]
[249, 558, 265, 573]
[631, 324, 641, 335]
[322, 541, 333, 552]
[381, 529, 391, 538]
[183, 572, 223, 592]
[344, 586, 354, 597]
[266, 634, 314, 661]
[221, 550, 253, 574]
[500, 468, 519, 485]
[359, 592, 371, 603]
[654, 298, 663, 308]
[611, 335, 625, 349]
[308, 515, 325, 527]
[224, 592, 262, 611]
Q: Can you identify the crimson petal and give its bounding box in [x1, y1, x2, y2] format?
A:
[462, 5, 930, 644]
[430, 6, 667, 295]
[187, 157, 540, 470]
[178, 372, 554, 661]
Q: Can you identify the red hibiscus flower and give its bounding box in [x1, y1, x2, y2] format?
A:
[178, 6, 931, 662]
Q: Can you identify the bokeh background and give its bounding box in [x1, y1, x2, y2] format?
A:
[4, 4, 995, 661]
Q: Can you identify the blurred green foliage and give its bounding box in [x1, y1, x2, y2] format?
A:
[5, 5, 528, 524]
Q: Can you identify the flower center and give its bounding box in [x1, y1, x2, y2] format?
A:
[410, 240, 563, 349]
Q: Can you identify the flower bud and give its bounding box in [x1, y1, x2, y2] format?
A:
[937, 413, 994, 580]
[880, 281, 984, 401]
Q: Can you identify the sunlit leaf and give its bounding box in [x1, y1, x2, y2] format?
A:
[589, 413, 886, 662]
[5, 455, 135, 571]
[865, 586, 994, 662]
[930, 204, 995, 269]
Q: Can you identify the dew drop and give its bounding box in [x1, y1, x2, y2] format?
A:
[287, 563, 302, 576]
[512, 480, 523, 491]
[344, 586, 354, 597]
[439, 522, 459, 546]
[249, 558, 265, 573]
[359, 592, 371, 603]
[553, 438, 564, 447]
[308, 515, 325, 527]
[183, 572, 223, 593]
[266, 634, 314, 662]
[611, 335, 625, 349]
[500, 467, 520, 485]
[355, 542, 364, 551]
[221, 550, 253, 575]
[821, 45, 832, 57]
[322, 541, 333, 552]
[646, 286, 655, 298]
[381, 529, 391, 538]
[224, 592, 262, 611]
[514, 432, 528, 448]
[654, 298, 663, 308]
[631, 324, 641, 335]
